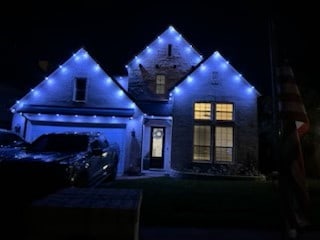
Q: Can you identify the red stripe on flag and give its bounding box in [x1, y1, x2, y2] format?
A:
[277, 61, 310, 231]
[278, 63, 309, 136]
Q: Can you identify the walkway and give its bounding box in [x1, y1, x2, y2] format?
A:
[140, 226, 320, 240]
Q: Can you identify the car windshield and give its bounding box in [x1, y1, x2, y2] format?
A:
[31, 134, 89, 152]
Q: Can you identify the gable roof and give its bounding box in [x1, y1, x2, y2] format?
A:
[126, 25, 203, 68]
[11, 48, 141, 116]
[169, 51, 261, 96]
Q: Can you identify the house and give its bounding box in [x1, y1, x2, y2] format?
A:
[11, 26, 260, 176]
[10, 49, 144, 175]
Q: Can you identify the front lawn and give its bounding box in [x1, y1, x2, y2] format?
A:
[99, 177, 283, 228]
[307, 179, 320, 227]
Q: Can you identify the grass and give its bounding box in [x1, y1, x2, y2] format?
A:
[307, 179, 320, 227]
[99, 177, 283, 228]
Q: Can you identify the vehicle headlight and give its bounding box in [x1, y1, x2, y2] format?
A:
[103, 164, 109, 170]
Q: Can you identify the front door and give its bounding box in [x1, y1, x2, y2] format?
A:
[149, 127, 165, 168]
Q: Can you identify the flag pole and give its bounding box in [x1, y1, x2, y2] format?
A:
[268, 8, 280, 173]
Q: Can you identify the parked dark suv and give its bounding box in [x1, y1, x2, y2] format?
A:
[0, 128, 29, 158]
[0, 132, 119, 196]
[0, 128, 28, 148]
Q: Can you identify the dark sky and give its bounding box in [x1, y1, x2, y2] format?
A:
[1, 0, 317, 96]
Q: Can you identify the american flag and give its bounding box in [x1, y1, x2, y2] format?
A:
[277, 60, 310, 230]
[278, 62, 309, 136]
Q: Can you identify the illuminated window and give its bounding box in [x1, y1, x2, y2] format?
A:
[73, 77, 87, 102]
[215, 127, 233, 162]
[216, 103, 233, 120]
[193, 125, 211, 161]
[194, 103, 211, 120]
[193, 102, 234, 163]
[156, 75, 165, 94]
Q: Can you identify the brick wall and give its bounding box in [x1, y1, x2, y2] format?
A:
[128, 43, 197, 101]
[171, 71, 259, 174]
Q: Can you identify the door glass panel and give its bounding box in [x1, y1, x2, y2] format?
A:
[151, 128, 164, 157]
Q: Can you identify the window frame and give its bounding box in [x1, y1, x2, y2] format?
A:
[215, 103, 234, 121]
[168, 44, 172, 57]
[193, 124, 212, 162]
[192, 101, 235, 163]
[214, 125, 234, 163]
[156, 75, 166, 94]
[73, 77, 87, 102]
[194, 102, 212, 121]
[212, 71, 219, 85]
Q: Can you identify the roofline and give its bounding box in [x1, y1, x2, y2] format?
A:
[125, 25, 203, 68]
[11, 48, 144, 114]
[168, 51, 261, 96]
[168, 57, 206, 92]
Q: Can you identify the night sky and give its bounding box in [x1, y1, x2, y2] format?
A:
[1, 0, 317, 96]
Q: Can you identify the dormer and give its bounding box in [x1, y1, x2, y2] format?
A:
[126, 26, 202, 101]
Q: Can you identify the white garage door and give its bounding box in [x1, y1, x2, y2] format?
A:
[28, 124, 126, 175]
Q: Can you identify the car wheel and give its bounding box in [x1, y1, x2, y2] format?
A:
[109, 164, 118, 181]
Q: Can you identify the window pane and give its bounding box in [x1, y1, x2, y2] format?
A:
[156, 78, 165, 84]
[74, 77, 87, 101]
[193, 125, 211, 161]
[76, 91, 86, 101]
[216, 103, 233, 120]
[194, 103, 211, 120]
[215, 127, 233, 147]
[215, 127, 233, 162]
[215, 147, 233, 162]
[168, 44, 172, 57]
[156, 75, 165, 94]
[152, 128, 164, 157]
